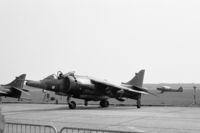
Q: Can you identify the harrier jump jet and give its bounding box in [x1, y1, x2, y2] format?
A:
[26, 70, 152, 109]
[0, 74, 29, 102]
[157, 86, 183, 94]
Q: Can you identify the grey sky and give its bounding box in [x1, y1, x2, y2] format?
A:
[0, 0, 200, 83]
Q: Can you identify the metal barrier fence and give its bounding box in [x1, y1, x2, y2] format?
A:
[4, 122, 141, 133]
[5, 122, 57, 133]
[60, 127, 139, 133]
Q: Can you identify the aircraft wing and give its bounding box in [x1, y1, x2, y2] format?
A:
[90, 77, 149, 95]
[12, 87, 30, 95]
[0, 90, 8, 94]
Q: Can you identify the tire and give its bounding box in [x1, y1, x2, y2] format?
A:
[100, 100, 109, 108]
[68, 101, 76, 109]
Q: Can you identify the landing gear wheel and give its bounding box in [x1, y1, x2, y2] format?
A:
[136, 98, 141, 109]
[100, 100, 109, 108]
[68, 101, 76, 109]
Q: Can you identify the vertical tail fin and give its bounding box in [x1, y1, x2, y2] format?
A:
[6, 74, 26, 89]
[125, 69, 145, 88]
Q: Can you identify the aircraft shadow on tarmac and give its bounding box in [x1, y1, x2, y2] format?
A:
[5, 105, 137, 113]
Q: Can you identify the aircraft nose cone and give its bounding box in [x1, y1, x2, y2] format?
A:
[26, 80, 46, 89]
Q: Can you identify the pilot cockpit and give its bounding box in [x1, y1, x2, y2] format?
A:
[57, 71, 64, 79]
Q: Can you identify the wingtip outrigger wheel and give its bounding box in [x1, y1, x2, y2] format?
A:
[136, 94, 141, 109]
[137, 98, 141, 108]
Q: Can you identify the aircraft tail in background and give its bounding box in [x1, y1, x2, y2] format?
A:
[6, 74, 26, 89]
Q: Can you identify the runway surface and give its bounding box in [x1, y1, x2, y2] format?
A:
[1, 104, 200, 133]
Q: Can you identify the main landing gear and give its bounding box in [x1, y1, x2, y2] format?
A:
[67, 97, 110, 109]
[100, 100, 109, 108]
[67, 96, 76, 109]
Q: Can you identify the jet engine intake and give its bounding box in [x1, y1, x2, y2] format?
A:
[64, 76, 79, 93]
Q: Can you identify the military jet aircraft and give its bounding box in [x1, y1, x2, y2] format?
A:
[0, 74, 29, 102]
[26, 70, 152, 109]
[157, 86, 183, 94]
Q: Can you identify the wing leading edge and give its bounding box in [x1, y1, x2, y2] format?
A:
[90, 77, 149, 95]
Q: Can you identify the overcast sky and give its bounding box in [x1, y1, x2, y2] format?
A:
[0, 0, 200, 83]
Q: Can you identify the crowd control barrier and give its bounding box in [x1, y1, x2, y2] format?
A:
[5, 122, 57, 133]
[60, 127, 139, 133]
[5, 122, 142, 133]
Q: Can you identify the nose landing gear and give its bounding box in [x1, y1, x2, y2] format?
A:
[67, 96, 76, 109]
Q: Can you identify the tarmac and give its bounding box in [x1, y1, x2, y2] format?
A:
[1, 104, 200, 133]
